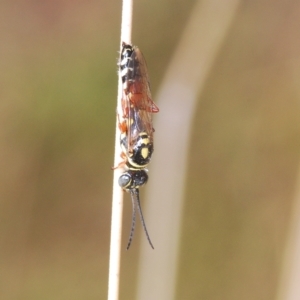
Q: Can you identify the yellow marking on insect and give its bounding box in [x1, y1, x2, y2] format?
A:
[138, 132, 149, 142]
[141, 148, 149, 159]
[141, 136, 150, 145]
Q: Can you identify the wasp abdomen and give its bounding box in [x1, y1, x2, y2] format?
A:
[120, 43, 139, 85]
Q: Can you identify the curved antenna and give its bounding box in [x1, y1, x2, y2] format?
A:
[126, 190, 137, 250]
[131, 189, 154, 249]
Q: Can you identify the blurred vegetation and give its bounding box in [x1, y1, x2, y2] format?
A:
[0, 0, 300, 299]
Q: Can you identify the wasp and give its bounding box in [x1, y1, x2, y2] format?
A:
[116, 42, 159, 249]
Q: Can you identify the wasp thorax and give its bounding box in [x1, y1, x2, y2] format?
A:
[129, 133, 153, 168]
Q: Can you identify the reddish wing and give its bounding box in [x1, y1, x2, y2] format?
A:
[128, 47, 159, 113]
[120, 43, 158, 153]
[127, 106, 154, 153]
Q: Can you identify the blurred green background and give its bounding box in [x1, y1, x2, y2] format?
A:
[1, 0, 300, 299]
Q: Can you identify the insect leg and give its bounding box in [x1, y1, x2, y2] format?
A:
[111, 152, 127, 170]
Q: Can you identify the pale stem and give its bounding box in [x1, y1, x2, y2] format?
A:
[107, 0, 133, 300]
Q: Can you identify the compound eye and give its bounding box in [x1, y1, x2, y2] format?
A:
[118, 173, 132, 189]
[133, 170, 148, 187]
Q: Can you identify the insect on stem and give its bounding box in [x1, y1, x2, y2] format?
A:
[118, 43, 158, 249]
